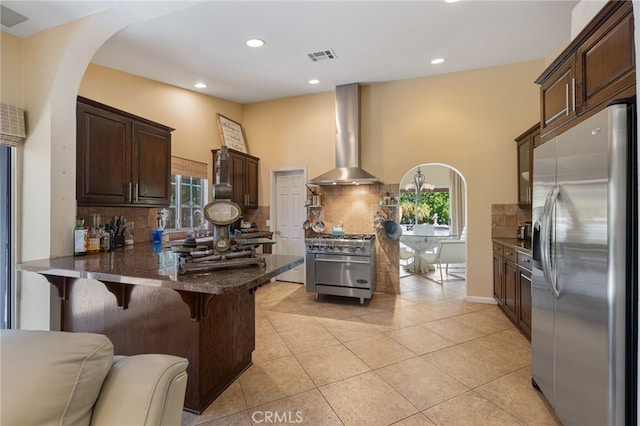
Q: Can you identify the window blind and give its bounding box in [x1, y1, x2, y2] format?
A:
[171, 156, 208, 179]
[0, 104, 26, 148]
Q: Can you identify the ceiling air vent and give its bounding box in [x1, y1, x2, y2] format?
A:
[307, 49, 337, 62]
[1, 5, 29, 28]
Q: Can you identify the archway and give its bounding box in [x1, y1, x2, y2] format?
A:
[18, 3, 193, 328]
[397, 163, 468, 293]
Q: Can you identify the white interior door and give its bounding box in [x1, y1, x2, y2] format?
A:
[273, 169, 305, 282]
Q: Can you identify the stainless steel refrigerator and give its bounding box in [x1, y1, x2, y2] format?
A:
[531, 98, 637, 425]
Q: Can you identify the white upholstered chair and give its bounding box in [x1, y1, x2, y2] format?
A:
[399, 248, 416, 267]
[413, 223, 435, 235]
[420, 239, 466, 284]
[1, 329, 188, 426]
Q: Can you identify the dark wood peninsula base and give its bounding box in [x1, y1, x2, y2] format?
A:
[18, 246, 303, 414]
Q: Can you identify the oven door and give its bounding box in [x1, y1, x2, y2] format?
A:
[314, 254, 372, 289]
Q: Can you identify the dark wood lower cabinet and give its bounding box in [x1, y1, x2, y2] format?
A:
[517, 267, 532, 337]
[502, 260, 518, 323]
[59, 278, 254, 414]
[492, 241, 531, 340]
[493, 253, 504, 304]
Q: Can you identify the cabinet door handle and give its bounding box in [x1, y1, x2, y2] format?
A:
[128, 182, 132, 203]
[134, 183, 139, 203]
[571, 78, 576, 112]
[565, 83, 569, 116]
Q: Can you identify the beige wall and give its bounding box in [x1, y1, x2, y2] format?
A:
[245, 60, 543, 299]
[4, 2, 194, 330]
[4, 8, 546, 327]
[1, 32, 23, 107]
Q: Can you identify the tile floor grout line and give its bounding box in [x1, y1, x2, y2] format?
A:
[185, 278, 560, 425]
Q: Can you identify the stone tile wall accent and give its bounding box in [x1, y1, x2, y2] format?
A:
[319, 184, 401, 294]
[150, 185, 403, 294]
[77, 206, 159, 243]
[242, 206, 270, 231]
[491, 204, 531, 238]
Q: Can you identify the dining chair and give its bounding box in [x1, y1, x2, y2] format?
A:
[399, 248, 415, 266]
[420, 240, 466, 284]
[413, 223, 435, 235]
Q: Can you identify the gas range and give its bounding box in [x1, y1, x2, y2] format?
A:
[305, 234, 375, 255]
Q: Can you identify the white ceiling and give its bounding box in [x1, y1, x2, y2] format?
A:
[2, 1, 579, 104]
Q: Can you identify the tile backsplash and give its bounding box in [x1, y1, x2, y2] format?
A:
[76, 206, 160, 243]
[320, 184, 401, 294]
[491, 204, 531, 238]
[77, 183, 404, 294]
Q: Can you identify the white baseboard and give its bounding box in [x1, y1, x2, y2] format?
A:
[464, 296, 498, 305]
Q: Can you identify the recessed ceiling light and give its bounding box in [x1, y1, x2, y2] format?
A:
[444, 0, 459, 3]
[308, 79, 320, 85]
[246, 38, 265, 48]
[194, 82, 207, 89]
[430, 58, 446, 65]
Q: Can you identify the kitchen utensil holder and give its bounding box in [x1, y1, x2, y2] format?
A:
[114, 235, 125, 248]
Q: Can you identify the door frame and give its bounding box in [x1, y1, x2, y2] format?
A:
[269, 166, 307, 281]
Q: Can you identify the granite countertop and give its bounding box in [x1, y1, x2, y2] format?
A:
[492, 237, 531, 254]
[17, 243, 303, 295]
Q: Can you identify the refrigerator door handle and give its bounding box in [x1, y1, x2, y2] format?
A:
[541, 185, 560, 298]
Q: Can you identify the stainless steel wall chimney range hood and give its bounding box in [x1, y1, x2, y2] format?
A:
[308, 83, 382, 185]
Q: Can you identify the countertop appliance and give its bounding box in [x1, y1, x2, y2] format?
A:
[305, 234, 376, 305]
[531, 98, 637, 425]
[516, 225, 527, 240]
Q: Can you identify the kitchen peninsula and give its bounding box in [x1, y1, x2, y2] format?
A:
[17, 246, 303, 414]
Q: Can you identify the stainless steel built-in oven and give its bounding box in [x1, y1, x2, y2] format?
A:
[305, 234, 376, 305]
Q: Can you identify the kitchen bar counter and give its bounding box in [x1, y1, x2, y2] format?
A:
[492, 237, 531, 254]
[17, 245, 303, 414]
[17, 243, 299, 295]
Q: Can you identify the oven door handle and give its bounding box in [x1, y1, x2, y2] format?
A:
[315, 258, 370, 265]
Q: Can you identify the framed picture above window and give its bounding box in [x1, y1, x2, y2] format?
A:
[217, 114, 248, 153]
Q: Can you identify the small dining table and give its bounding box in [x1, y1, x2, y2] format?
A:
[400, 228, 458, 274]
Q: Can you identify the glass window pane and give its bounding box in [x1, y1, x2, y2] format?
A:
[181, 207, 192, 228]
[169, 174, 209, 231]
[1, 146, 12, 329]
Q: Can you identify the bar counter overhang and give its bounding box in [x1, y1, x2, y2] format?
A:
[17, 244, 304, 414]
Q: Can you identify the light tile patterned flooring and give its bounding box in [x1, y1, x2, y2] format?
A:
[182, 273, 562, 426]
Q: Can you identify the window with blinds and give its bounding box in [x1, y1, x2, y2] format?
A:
[167, 157, 209, 231]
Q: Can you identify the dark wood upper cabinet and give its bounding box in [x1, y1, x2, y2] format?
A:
[539, 59, 576, 138]
[132, 122, 172, 205]
[212, 148, 259, 209]
[515, 123, 539, 209]
[76, 97, 173, 207]
[536, 0, 634, 143]
[576, 2, 635, 113]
